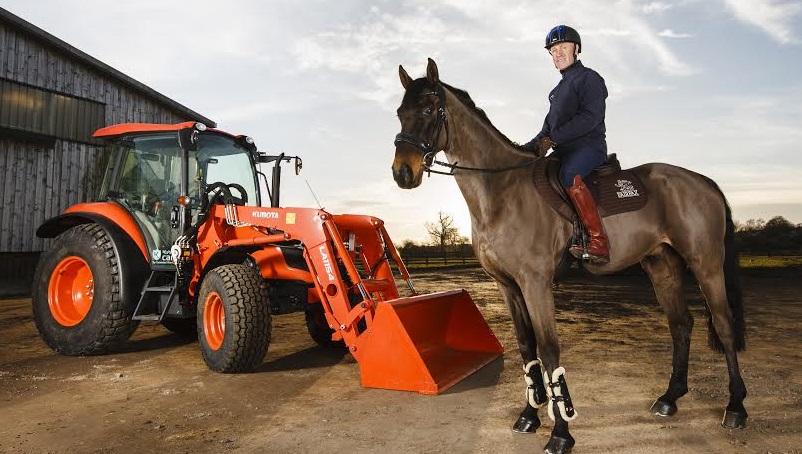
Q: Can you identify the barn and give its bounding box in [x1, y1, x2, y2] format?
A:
[0, 7, 215, 295]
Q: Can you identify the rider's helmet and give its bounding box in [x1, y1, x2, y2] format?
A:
[545, 25, 581, 53]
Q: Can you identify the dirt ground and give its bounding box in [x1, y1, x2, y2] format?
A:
[1, 267, 800, 454]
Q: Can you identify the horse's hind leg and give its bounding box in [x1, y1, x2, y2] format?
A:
[691, 262, 748, 429]
[641, 246, 694, 417]
[496, 283, 546, 434]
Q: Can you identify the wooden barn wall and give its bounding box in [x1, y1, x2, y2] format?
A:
[0, 21, 194, 254]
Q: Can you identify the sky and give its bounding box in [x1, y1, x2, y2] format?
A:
[4, 0, 802, 242]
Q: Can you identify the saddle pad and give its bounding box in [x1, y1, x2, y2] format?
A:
[587, 170, 648, 217]
[532, 157, 648, 220]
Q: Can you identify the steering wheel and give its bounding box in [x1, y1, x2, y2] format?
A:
[205, 182, 249, 206]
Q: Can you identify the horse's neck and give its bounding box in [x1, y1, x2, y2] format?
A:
[443, 91, 534, 226]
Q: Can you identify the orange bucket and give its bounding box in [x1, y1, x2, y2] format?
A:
[354, 289, 504, 394]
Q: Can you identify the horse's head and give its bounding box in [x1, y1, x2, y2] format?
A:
[392, 58, 448, 189]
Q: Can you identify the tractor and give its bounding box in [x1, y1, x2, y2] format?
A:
[32, 121, 503, 394]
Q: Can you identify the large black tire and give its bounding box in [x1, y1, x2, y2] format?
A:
[197, 264, 271, 373]
[305, 303, 345, 349]
[31, 224, 139, 355]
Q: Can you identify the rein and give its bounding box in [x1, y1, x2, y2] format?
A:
[423, 151, 541, 176]
[395, 83, 540, 177]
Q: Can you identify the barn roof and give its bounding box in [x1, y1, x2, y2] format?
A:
[0, 7, 216, 128]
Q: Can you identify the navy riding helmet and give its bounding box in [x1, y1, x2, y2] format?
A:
[545, 25, 581, 53]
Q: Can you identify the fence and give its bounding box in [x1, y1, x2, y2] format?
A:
[399, 248, 479, 268]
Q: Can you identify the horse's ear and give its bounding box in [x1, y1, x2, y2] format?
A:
[399, 65, 412, 90]
[426, 58, 439, 86]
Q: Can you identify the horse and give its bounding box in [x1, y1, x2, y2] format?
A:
[391, 59, 747, 454]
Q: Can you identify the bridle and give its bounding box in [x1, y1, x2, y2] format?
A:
[394, 84, 451, 174]
[394, 83, 540, 176]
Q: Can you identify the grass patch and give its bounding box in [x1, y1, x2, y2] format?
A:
[739, 255, 802, 268]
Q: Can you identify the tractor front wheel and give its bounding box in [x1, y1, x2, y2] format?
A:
[305, 303, 345, 349]
[197, 264, 271, 372]
[32, 224, 139, 355]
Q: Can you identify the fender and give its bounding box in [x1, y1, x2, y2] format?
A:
[37, 202, 150, 309]
[37, 202, 148, 260]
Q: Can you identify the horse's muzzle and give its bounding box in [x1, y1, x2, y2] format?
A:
[392, 162, 420, 189]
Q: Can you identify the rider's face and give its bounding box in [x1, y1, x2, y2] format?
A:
[549, 42, 576, 71]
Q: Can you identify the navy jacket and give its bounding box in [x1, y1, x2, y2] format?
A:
[527, 60, 607, 154]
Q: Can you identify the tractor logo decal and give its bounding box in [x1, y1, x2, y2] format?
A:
[151, 249, 172, 264]
[252, 211, 280, 219]
[318, 246, 336, 281]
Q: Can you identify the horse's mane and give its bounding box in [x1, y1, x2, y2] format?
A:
[440, 81, 523, 150]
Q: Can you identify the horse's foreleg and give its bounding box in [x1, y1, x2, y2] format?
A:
[519, 274, 575, 454]
[497, 283, 546, 434]
[641, 247, 693, 417]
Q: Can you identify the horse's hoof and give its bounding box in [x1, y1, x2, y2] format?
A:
[650, 399, 677, 417]
[721, 410, 747, 429]
[544, 435, 575, 454]
[511, 415, 540, 433]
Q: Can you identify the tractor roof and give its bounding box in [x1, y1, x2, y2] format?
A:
[93, 122, 241, 140]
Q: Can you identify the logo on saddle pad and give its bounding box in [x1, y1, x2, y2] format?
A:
[615, 179, 639, 199]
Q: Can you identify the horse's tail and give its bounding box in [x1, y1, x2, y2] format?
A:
[702, 177, 746, 353]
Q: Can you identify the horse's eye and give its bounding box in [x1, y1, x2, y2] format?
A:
[423, 107, 433, 115]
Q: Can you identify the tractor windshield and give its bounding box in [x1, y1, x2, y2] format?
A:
[103, 131, 259, 266]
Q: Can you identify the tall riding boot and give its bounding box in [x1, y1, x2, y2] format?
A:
[567, 175, 609, 263]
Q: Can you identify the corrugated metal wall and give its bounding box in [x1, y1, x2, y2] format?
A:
[0, 20, 189, 254]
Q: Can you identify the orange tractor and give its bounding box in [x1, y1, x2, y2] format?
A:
[32, 121, 503, 394]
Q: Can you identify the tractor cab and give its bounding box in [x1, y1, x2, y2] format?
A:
[96, 122, 264, 268]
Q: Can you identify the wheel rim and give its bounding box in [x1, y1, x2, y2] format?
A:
[203, 292, 225, 350]
[47, 256, 94, 327]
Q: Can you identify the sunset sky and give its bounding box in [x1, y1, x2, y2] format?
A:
[5, 0, 801, 241]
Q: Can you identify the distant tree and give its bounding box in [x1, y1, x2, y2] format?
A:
[735, 216, 802, 255]
[399, 239, 418, 251]
[425, 211, 463, 263]
[734, 218, 766, 232]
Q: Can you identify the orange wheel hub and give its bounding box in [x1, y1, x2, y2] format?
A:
[48, 256, 94, 326]
[203, 292, 225, 350]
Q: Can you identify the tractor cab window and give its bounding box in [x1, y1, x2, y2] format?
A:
[195, 134, 258, 206]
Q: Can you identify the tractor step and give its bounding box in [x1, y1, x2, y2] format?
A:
[132, 270, 180, 322]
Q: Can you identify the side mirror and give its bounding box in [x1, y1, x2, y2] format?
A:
[294, 157, 303, 175]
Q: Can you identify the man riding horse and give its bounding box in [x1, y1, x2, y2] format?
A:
[522, 25, 610, 263]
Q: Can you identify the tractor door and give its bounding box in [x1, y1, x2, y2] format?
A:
[105, 134, 187, 269]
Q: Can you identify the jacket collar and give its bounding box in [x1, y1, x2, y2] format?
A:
[560, 59, 584, 77]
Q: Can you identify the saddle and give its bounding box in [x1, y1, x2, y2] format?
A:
[532, 154, 648, 221]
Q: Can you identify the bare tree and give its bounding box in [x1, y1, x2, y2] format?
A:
[425, 211, 464, 263]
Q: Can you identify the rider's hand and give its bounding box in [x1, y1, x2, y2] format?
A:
[537, 136, 555, 156]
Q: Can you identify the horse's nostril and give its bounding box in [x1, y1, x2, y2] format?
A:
[400, 164, 414, 185]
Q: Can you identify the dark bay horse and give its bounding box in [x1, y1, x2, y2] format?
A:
[391, 59, 747, 454]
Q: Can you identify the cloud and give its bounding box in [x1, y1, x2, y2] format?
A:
[658, 29, 693, 38]
[721, 0, 802, 44]
[640, 1, 674, 14]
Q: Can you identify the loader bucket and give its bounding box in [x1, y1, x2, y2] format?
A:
[356, 289, 504, 394]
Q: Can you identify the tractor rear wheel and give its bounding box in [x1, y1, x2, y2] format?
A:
[197, 264, 271, 372]
[305, 303, 345, 348]
[31, 224, 139, 355]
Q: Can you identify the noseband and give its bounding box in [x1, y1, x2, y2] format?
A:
[394, 83, 539, 176]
